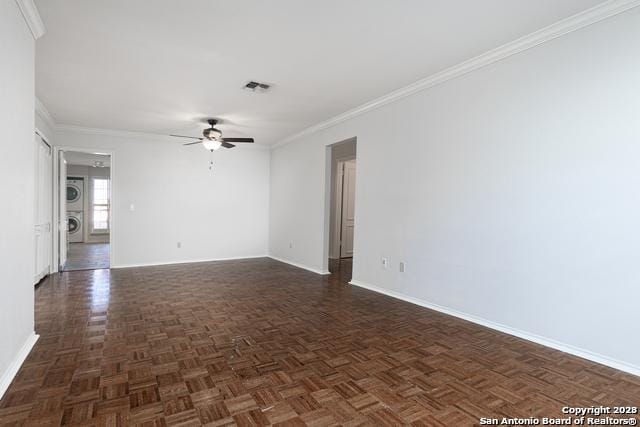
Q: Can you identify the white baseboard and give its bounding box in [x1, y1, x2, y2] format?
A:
[0, 332, 39, 399]
[111, 255, 269, 269]
[349, 279, 640, 377]
[268, 256, 331, 275]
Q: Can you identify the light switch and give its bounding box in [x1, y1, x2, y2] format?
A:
[129, 203, 135, 211]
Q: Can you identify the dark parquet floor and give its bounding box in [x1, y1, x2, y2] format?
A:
[0, 258, 638, 426]
[63, 243, 110, 272]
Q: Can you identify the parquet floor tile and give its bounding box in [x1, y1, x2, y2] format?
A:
[63, 243, 110, 272]
[0, 257, 638, 426]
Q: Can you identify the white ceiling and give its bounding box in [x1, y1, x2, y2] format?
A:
[35, 0, 605, 145]
[65, 151, 111, 167]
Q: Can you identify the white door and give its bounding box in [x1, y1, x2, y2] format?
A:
[340, 160, 356, 257]
[58, 150, 68, 269]
[34, 134, 52, 283]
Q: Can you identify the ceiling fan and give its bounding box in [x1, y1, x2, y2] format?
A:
[170, 119, 254, 150]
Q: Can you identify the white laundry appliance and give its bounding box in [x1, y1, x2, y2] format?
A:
[66, 178, 84, 211]
[67, 211, 84, 243]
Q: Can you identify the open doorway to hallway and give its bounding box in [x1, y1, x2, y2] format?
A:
[59, 151, 111, 271]
[327, 138, 356, 281]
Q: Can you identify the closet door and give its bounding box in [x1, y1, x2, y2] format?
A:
[34, 134, 52, 283]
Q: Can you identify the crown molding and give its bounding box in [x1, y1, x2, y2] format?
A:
[273, 0, 640, 149]
[15, 0, 45, 40]
[35, 97, 56, 131]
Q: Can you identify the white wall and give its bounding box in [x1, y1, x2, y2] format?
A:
[56, 131, 270, 267]
[35, 109, 55, 145]
[269, 8, 640, 372]
[0, 0, 37, 396]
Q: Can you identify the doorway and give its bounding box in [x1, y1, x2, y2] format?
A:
[56, 150, 112, 271]
[326, 138, 357, 280]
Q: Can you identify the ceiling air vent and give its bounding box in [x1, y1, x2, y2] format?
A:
[243, 81, 271, 92]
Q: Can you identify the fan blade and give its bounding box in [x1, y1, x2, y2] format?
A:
[183, 141, 203, 146]
[222, 137, 254, 143]
[221, 142, 235, 149]
[170, 134, 202, 140]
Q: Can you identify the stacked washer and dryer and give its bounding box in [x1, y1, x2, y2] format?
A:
[66, 178, 84, 243]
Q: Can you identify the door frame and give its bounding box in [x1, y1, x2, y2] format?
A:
[52, 146, 115, 272]
[322, 137, 357, 273]
[57, 150, 68, 270]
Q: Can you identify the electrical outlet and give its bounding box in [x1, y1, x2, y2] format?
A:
[381, 257, 388, 269]
[399, 262, 405, 273]
[289, 242, 293, 249]
[177, 242, 181, 248]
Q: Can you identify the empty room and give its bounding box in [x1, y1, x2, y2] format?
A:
[1, 0, 639, 425]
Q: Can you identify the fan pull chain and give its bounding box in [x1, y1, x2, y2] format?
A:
[209, 149, 214, 171]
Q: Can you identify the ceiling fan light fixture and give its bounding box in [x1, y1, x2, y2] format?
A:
[202, 139, 222, 151]
[204, 127, 222, 140]
[170, 118, 254, 150]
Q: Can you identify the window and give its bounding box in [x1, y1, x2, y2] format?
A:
[92, 177, 110, 232]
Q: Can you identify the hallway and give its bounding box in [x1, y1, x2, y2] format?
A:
[62, 243, 109, 271]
